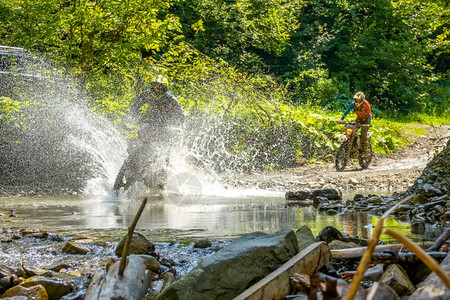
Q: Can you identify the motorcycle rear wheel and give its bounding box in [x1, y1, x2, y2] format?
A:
[359, 143, 373, 169]
[335, 143, 349, 172]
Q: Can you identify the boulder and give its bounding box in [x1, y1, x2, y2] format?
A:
[156, 229, 299, 300]
[194, 238, 212, 249]
[313, 188, 341, 200]
[316, 226, 346, 244]
[61, 242, 89, 255]
[2, 284, 48, 300]
[380, 264, 415, 296]
[20, 276, 73, 300]
[0, 265, 15, 291]
[295, 225, 315, 252]
[286, 190, 313, 201]
[115, 232, 155, 257]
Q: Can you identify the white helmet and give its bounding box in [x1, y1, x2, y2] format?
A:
[353, 91, 365, 100]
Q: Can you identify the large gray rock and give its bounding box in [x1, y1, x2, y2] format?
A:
[295, 225, 315, 252]
[156, 229, 299, 300]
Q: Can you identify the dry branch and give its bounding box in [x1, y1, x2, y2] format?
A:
[119, 197, 148, 276]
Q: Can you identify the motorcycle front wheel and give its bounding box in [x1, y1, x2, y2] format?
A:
[359, 143, 373, 169]
[112, 157, 136, 194]
[335, 143, 349, 172]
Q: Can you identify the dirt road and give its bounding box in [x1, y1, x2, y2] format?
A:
[226, 125, 450, 194]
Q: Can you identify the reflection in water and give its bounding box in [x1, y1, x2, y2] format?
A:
[0, 191, 419, 242]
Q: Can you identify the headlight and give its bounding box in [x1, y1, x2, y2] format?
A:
[345, 128, 353, 135]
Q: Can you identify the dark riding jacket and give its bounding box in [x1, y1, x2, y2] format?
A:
[130, 89, 185, 129]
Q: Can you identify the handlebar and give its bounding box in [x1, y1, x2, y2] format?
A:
[336, 120, 370, 127]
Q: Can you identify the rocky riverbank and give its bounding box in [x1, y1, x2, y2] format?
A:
[1, 224, 448, 299]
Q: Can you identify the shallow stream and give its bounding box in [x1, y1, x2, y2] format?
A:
[0, 187, 422, 242]
[0, 187, 437, 298]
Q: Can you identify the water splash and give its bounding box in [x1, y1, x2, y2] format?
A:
[0, 46, 127, 193]
[1, 47, 292, 198]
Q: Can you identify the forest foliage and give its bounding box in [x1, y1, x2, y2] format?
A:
[0, 0, 449, 175]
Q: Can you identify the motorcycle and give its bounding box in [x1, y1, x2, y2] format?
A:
[112, 125, 181, 196]
[335, 121, 373, 172]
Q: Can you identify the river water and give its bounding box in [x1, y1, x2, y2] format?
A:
[0, 185, 430, 298]
[0, 186, 418, 243]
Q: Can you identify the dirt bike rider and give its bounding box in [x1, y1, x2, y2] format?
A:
[129, 76, 185, 149]
[337, 91, 372, 151]
[113, 76, 185, 193]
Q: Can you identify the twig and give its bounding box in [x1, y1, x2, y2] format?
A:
[345, 194, 414, 300]
[427, 228, 450, 252]
[118, 197, 148, 276]
[383, 229, 450, 288]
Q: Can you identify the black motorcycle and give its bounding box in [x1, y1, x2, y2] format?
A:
[112, 126, 181, 196]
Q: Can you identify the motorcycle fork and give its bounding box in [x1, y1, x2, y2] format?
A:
[344, 136, 352, 160]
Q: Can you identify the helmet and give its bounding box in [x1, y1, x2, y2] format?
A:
[150, 75, 168, 92]
[353, 92, 365, 101]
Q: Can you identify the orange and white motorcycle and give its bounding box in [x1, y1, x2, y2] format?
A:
[335, 121, 373, 171]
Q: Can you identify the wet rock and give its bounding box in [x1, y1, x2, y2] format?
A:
[423, 200, 447, 211]
[20, 276, 73, 300]
[380, 264, 416, 296]
[312, 188, 341, 200]
[367, 196, 383, 204]
[313, 196, 329, 208]
[39, 232, 64, 242]
[22, 265, 54, 277]
[161, 271, 176, 293]
[394, 204, 412, 214]
[157, 229, 299, 300]
[354, 194, 365, 201]
[61, 242, 89, 255]
[48, 264, 73, 273]
[0, 265, 15, 291]
[142, 255, 161, 273]
[2, 284, 48, 300]
[316, 226, 346, 244]
[418, 183, 442, 197]
[318, 203, 345, 213]
[413, 194, 428, 205]
[115, 232, 155, 257]
[285, 190, 313, 201]
[194, 238, 212, 249]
